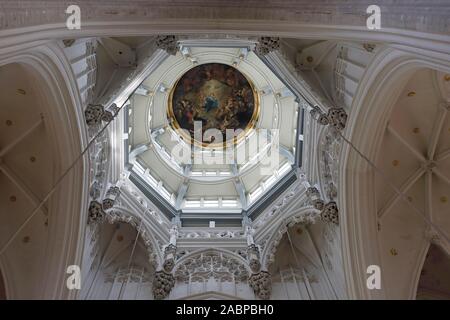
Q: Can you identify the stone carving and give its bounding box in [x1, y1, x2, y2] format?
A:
[255, 37, 280, 55]
[245, 225, 255, 245]
[102, 186, 121, 210]
[321, 201, 339, 225]
[109, 103, 120, 116]
[85, 103, 119, 126]
[304, 184, 339, 225]
[169, 225, 178, 246]
[306, 187, 325, 210]
[310, 105, 347, 131]
[363, 43, 376, 52]
[177, 230, 244, 239]
[247, 244, 261, 273]
[160, 224, 178, 272]
[101, 103, 119, 123]
[327, 107, 348, 131]
[327, 182, 338, 200]
[310, 105, 330, 125]
[89, 181, 101, 200]
[101, 110, 114, 122]
[174, 251, 249, 283]
[149, 224, 178, 297]
[155, 35, 178, 55]
[85, 104, 105, 126]
[162, 244, 177, 273]
[152, 270, 175, 300]
[319, 125, 343, 202]
[248, 271, 272, 299]
[88, 200, 105, 223]
[87, 129, 109, 224]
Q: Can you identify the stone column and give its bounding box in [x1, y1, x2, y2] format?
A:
[152, 223, 178, 299]
[244, 222, 272, 299]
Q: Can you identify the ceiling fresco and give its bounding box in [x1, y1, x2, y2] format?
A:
[168, 63, 258, 147]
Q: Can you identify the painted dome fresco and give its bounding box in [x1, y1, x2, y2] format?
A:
[169, 63, 258, 146]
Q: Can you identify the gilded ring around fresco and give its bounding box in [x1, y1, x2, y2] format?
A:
[168, 63, 259, 147]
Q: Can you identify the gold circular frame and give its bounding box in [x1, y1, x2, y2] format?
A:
[167, 63, 260, 149]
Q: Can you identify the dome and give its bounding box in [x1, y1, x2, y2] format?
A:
[125, 44, 302, 226]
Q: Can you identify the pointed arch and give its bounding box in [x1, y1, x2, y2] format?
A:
[0, 43, 89, 299]
[260, 206, 319, 269]
[105, 208, 163, 268]
[339, 46, 450, 299]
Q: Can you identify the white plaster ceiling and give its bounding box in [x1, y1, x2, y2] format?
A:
[375, 68, 450, 298]
[0, 63, 52, 298]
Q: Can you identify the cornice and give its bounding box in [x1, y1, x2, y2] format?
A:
[1, 1, 449, 35]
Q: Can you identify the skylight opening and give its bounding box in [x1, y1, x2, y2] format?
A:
[185, 199, 201, 208]
[183, 197, 240, 209]
[222, 199, 238, 207]
[203, 199, 219, 207]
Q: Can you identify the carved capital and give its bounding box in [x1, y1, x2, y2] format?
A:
[320, 201, 339, 225]
[248, 271, 272, 300]
[306, 187, 325, 210]
[152, 270, 175, 300]
[162, 244, 177, 272]
[84, 104, 105, 126]
[327, 107, 347, 131]
[247, 244, 261, 273]
[155, 35, 178, 55]
[255, 37, 280, 55]
[85, 103, 120, 126]
[310, 106, 347, 131]
[101, 110, 114, 123]
[88, 200, 105, 223]
[102, 186, 121, 210]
